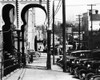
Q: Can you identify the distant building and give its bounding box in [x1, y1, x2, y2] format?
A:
[82, 10, 100, 33]
[27, 8, 36, 51]
[82, 10, 100, 49]
[35, 26, 44, 51]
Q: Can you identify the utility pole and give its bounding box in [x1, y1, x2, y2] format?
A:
[47, 0, 51, 69]
[52, 1, 55, 65]
[62, 0, 66, 72]
[87, 4, 96, 50]
[21, 27, 26, 66]
[17, 30, 21, 64]
[77, 15, 81, 50]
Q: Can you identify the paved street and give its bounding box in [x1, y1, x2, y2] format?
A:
[3, 53, 78, 80]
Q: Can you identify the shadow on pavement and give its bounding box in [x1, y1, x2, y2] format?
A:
[25, 65, 46, 70]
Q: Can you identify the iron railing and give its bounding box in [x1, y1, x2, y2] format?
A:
[0, 50, 22, 80]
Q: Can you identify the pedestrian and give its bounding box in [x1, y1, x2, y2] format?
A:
[59, 48, 63, 55]
[30, 53, 33, 63]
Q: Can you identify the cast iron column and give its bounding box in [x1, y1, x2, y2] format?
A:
[17, 30, 21, 67]
[22, 28, 26, 66]
[47, 0, 51, 69]
[47, 30, 51, 69]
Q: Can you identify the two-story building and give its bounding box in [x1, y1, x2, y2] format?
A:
[82, 10, 100, 49]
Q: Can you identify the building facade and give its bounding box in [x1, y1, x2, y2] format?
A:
[82, 10, 100, 49]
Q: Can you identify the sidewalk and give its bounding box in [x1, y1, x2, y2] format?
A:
[3, 53, 78, 80]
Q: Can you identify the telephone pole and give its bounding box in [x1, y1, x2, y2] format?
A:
[52, 1, 55, 65]
[62, 0, 66, 72]
[77, 15, 81, 50]
[47, 0, 51, 70]
[87, 4, 96, 50]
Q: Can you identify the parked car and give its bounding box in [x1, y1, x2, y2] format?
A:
[70, 50, 92, 77]
[90, 75, 100, 80]
[66, 50, 91, 74]
[56, 50, 91, 74]
[75, 49, 100, 80]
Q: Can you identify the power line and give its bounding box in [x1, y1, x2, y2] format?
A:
[54, 0, 62, 15]
[54, 0, 62, 16]
[44, 1, 100, 27]
[66, 3, 100, 7]
[44, 0, 62, 28]
[49, 0, 62, 25]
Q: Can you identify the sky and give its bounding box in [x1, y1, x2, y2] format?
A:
[66, 0, 100, 21]
[35, 0, 100, 26]
[1, 0, 100, 26]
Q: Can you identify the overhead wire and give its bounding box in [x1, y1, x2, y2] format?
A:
[44, 0, 61, 24]
[44, 0, 62, 27]
[49, 0, 62, 26]
[65, 2, 100, 7]
[54, 0, 62, 15]
[45, 1, 100, 26]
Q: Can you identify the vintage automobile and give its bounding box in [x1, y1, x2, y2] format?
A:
[66, 50, 91, 74]
[71, 50, 92, 77]
[56, 50, 91, 74]
[74, 49, 100, 80]
[90, 75, 100, 80]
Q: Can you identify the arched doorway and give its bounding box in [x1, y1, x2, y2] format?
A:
[20, 4, 47, 66]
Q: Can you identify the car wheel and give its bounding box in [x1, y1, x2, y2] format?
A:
[69, 67, 74, 75]
[85, 73, 94, 80]
[79, 69, 86, 80]
[67, 67, 70, 72]
[93, 77, 100, 80]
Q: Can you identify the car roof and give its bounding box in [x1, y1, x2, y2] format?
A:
[71, 50, 91, 54]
